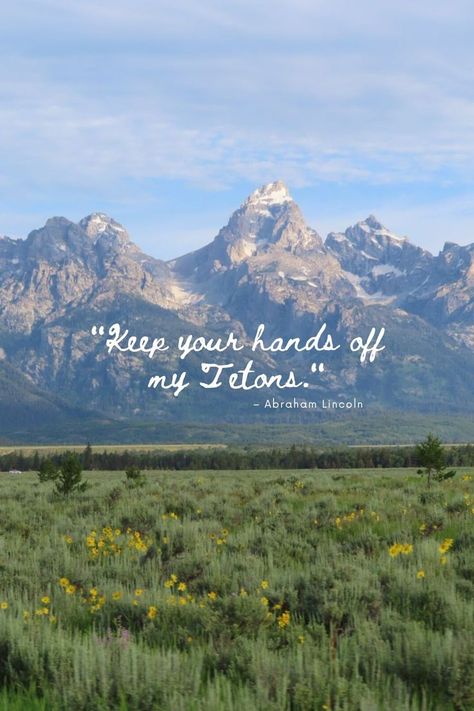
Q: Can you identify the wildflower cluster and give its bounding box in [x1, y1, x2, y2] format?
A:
[277, 610, 290, 629]
[463, 493, 474, 514]
[161, 512, 179, 521]
[20, 594, 56, 624]
[209, 528, 229, 546]
[246, 580, 291, 631]
[163, 574, 196, 606]
[388, 543, 414, 557]
[419, 522, 441, 536]
[59, 577, 148, 613]
[438, 537, 454, 565]
[438, 537, 454, 554]
[59, 577, 77, 595]
[85, 527, 152, 559]
[147, 605, 158, 619]
[334, 509, 381, 528]
[161, 573, 223, 609]
[59, 577, 105, 612]
[260, 596, 291, 630]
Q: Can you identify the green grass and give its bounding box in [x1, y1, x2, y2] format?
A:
[0, 468, 473, 710]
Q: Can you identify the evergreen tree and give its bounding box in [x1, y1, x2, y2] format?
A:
[54, 453, 87, 497]
[416, 434, 456, 488]
[82, 443, 93, 470]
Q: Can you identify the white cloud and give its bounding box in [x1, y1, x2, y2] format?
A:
[1, 0, 474, 253]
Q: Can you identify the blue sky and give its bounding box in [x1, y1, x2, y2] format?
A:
[1, 0, 474, 258]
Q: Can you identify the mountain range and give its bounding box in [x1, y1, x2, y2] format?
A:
[1, 181, 473, 442]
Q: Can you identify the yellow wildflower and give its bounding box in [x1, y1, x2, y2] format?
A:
[134, 588, 144, 597]
[277, 611, 290, 628]
[207, 591, 218, 601]
[0, 602, 8, 610]
[112, 591, 122, 601]
[59, 578, 69, 588]
[438, 538, 454, 554]
[177, 582, 187, 592]
[389, 543, 413, 557]
[147, 605, 158, 619]
[260, 580, 269, 590]
[416, 570, 425, 579]
[41, 596, 50, 605]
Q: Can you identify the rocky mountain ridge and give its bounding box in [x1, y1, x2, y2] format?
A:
[1, 181, 473, 432]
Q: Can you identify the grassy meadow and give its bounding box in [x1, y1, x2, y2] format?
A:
[0, 467, 473, 710]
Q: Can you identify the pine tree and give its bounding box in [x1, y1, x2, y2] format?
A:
[416, 434, 456, 488]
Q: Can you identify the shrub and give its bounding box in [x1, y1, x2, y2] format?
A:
[125, 466, 146, 488]
[37, 459, 58, 483]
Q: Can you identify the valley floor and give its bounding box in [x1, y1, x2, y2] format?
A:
[0, 468, 473, 710]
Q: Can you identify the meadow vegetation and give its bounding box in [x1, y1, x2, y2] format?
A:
[0, 467, 473, 710]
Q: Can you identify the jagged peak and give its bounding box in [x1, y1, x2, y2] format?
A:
[79, 213, 128, 239]
[44, 216, 74, 228]
[356, 214, 403, 237]
[326, 215, 404, 246]
[243, 181, 293, 209]
[363, 214, 386, 231]
[441, 241, 469, 252]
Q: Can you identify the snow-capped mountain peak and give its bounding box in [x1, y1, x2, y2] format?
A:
[243, 181, 292, 209]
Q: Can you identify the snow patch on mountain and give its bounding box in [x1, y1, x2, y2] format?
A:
[244, 181, 292, 209]
[372, 264, 405, 277]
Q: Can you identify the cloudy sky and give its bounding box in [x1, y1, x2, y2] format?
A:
[1, 0, 474, 258]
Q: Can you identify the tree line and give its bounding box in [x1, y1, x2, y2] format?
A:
[1, 442, 474, 472]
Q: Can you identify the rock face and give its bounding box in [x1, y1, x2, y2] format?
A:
[1, 181, 473, 428]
